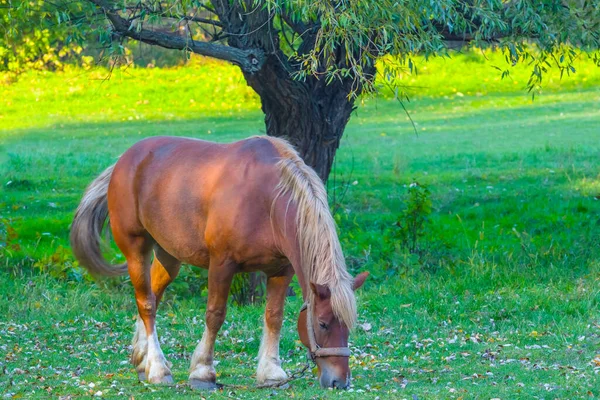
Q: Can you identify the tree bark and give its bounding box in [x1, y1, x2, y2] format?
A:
[243, 55, 358, 181]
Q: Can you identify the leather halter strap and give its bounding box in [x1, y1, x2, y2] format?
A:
[300, 302, 351, 359]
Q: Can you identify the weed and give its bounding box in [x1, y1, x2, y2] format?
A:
[230, 273, 266, 306]
[394, 181, 432, 255]
[31, 243, 79, 279]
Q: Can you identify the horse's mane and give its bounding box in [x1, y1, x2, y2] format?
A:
[266, 137, 357, 329]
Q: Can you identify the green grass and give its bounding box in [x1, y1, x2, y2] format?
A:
[1, 53, 600, 399]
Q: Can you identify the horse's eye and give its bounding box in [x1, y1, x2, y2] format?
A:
[319, 322, 328, 330]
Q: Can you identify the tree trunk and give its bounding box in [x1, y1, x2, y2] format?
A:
[243, 56, 357, 182]
[212, 2, 367, 182]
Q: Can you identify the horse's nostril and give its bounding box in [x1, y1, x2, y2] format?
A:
[333, 380, 350, 390]
[332, 379, 348, 389]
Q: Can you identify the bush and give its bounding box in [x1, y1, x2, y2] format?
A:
[230, 273, 265, 306]
[394, 181, 432, 255]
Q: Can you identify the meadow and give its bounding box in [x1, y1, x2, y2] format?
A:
[1, 52, 599, 399]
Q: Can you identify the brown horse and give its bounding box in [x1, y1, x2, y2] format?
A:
[70, 135, 368, 390]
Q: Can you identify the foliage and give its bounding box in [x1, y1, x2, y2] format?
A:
[3, 0, 600, 97]
[31, 243, 87, 280]
[0, 0, 94, 76]
[168, 266, 209, 298]
[394, 181, 432, 256]
[278, 0, 600, 94]
[230, 273, 265, 306]
[378, 48, 600, 99]
[0, 218, 19, 253]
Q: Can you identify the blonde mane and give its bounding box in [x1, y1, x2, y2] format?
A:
[266, 137, 357, 329]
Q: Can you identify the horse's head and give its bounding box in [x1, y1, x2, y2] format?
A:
[297, 272, 369, 389]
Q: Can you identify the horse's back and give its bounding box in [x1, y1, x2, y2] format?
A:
[108, 136, 287, 270]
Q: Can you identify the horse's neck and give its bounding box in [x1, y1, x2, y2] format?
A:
[273, 198, 310, 300]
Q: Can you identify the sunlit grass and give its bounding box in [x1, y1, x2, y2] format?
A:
[0, 59, 260, 132]
[379, 49, 600, 98]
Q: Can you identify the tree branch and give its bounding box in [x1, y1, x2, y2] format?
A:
[178, 15, 223, 27]
[87, 0, 264, 73]
[280, 11, 309, 36]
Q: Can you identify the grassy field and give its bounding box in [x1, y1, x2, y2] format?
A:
[1, 53, 600, 399]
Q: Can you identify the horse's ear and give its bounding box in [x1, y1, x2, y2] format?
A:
[310, 282, 331, 300]
[352, 272, 369, 291]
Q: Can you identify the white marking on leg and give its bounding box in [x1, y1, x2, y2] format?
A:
[144, 322, 173, 384]
[256, 320, 287, 385]
[131, 317, 148, 377]
[189, 326, 217, 382]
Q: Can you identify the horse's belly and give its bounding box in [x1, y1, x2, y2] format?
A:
[237, 253, 290, 274]
[155, 235, 286, 273]
[146, 226, 211, 268]
[172, 246, 211, 268]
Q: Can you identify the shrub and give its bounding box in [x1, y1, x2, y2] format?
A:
[394, 181, 432, 256]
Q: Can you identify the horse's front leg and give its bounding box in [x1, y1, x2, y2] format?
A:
[256, 266, 294, 387]
[189, 259, 236, 390]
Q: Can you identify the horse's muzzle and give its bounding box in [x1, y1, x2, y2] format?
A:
[319, 370, 350, 389]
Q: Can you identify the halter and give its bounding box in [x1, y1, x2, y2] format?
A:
[300, 302, 351, 360]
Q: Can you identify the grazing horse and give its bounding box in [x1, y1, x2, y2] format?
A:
[70, 136, 368, 390]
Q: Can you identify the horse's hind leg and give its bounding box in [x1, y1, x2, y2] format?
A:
[132, 246, 181, 381]
[122, 237, 174, 384]
[256, 266, 294, 387]
[189, 258, 237, 390]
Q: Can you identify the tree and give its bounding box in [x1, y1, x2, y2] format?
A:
[4, 0, 600, 180]
[0, 1, 89, 74]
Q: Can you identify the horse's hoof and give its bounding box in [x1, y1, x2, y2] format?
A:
[189, 379, 222, 391]
[137, 371, 146, 381]
[257, 380, 290, 389]
[148, 374, 174, 384]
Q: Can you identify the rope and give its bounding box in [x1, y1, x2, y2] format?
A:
[257, 359, 313, 388]
[220, 357, 313, 390]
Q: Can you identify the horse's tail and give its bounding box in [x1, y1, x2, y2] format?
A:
[70, 164, 128, 277]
